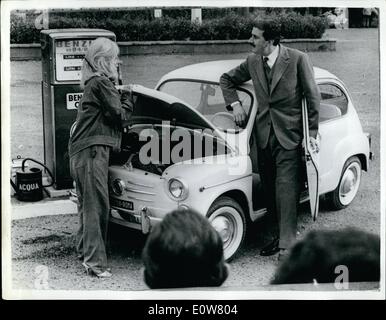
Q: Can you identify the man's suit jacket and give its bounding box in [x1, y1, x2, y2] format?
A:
[220, 45, 320, 150]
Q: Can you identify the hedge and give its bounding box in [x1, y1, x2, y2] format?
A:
[10, 11, 328, 44]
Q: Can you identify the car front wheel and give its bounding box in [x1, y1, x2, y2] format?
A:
[326, 156, 362, 210]
[207, 196, 246, 261]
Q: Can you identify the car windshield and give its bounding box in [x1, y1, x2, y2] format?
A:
[158, 80, 252, 132]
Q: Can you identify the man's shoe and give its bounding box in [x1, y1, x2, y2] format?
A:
[260, 238, 280, 256]
[278, 249, 289, 261]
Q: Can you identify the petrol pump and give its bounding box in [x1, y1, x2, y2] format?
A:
[40, 29, 116, 189]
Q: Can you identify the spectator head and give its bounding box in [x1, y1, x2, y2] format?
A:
[271, 228, 380, 284]
[142, 208, 229, 289]
[81, 37, 120, 88]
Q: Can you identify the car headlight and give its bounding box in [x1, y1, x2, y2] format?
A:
[111, 178, 125, 196]
[168, 178, 188, 201]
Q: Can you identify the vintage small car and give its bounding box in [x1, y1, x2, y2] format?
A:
[74, 60, 372, 260]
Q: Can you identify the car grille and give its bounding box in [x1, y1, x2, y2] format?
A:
[124, 180, 156, 203]
[109, 168, 178, 218]
[109, 168, 160, 210]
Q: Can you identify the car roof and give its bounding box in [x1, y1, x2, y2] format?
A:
[158, 59, 338, 86]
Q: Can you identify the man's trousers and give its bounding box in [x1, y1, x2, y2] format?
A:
[257, 128, 302, 250]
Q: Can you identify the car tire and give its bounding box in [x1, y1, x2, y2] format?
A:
[326, 156, 362, 210]
[207, 196, 247, 261]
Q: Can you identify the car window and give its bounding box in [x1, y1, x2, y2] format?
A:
[158, 80, 252, 131]
[318, 83, 348, 122]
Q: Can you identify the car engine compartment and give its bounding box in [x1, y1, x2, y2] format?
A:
[110, 126, 230, 175]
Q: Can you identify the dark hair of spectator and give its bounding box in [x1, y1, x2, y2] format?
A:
[253, 17, 282, 46]
[142, 208, 228, 289]
[271, 228, 380, 284]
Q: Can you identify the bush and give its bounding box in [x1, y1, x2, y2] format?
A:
[211, 13, 248, 40]
[10, 10, 328, 44]
[11, 14, 41, 43]
[162, 9, 191, 19]
[278, 12, 328, 39]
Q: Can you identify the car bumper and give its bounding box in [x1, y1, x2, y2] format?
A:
[365, 132, 374, 161]
[110, 207, 162, 234]
[70, 189, 170, 234]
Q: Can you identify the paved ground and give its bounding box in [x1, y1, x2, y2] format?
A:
[7, 28, 381, 292]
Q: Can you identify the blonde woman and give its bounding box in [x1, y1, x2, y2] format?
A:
[68, 37, 133, 278]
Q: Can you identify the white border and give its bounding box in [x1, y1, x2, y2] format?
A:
[2, 0, 385, 300]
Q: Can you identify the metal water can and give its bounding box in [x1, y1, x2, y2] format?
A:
[11, 157, 28, 196]
[13, 158, 54, 202]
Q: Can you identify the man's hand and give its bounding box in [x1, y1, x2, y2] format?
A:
[309, 136, 320, 153]
[232, 102, 247, 127]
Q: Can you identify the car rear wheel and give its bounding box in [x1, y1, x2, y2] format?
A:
[326, 156, 362, 210]
[207, 196, 246, 261]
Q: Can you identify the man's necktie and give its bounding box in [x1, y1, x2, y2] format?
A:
[263, 56, 272, 91]
[263, 56, 270, 68]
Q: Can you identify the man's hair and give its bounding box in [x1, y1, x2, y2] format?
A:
[253, 17, 282, 46]
[271, 228, 380, 284]
[80, 37, 119, 88]
[142, 208, 228, 289]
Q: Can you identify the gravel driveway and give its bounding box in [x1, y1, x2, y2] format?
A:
[8, 28, 381, 292]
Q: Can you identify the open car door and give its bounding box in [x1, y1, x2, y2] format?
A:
[302, 99, 320, 221]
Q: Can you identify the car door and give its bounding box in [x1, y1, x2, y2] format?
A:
[317, 81, 350, 195]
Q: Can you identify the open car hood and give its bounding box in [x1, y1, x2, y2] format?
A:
[121, 84, 226, 136]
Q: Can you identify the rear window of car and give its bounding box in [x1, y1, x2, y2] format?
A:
[318, 83, 348, 122]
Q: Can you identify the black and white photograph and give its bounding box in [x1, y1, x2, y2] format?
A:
[2, 0, 385, 301]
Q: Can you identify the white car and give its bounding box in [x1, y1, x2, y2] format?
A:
[100, 60, 371, 260]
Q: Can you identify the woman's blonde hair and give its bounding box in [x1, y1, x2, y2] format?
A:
[80, 37, 119, 88]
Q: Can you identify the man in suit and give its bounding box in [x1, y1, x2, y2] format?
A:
[220, 18, 320, 259]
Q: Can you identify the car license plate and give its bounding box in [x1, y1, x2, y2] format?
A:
[110, 198, 133, 210]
